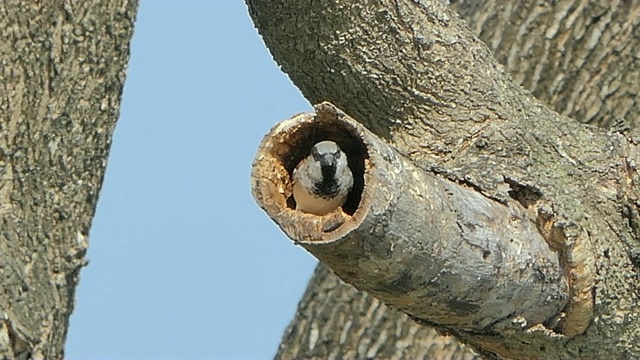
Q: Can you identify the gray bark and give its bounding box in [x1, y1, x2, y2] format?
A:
[247, 0, 640, 358]
[454, 0, 640, 129]
[280, 263, 479, 360]
[0, 1, 137, 358]
[253, 102, 568, 332]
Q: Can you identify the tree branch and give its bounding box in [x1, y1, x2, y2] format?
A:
[276, 263, 480, 359]
[452, 0, 640, 129]
[0, 1, 137, 357]
[248, 0, 640, 358]
[252, 101, 568, 332]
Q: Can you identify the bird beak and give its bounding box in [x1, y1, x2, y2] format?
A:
[320, 154, 336, 168]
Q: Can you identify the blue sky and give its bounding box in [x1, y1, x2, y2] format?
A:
[65, 1, 317, 358]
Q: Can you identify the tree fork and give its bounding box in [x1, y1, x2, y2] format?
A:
[248, 0, 640, 357]
[251, 102, 582, 354]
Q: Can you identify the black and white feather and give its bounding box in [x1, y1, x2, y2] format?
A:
[292, 140, 353, 215]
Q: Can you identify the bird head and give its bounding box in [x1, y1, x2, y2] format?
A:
[311, 140, 342, 169]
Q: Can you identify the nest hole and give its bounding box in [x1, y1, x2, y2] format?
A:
[279, 118, 368, 216]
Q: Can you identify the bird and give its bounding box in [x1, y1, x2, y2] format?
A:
[292, 140, 354, 215]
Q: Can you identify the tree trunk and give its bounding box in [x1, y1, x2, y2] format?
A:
[247, 0, 640, 358]
[0, 1, 137, 358]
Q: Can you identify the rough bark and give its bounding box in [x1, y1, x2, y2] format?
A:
[279, 263, 479, 360]
[0, 1, 137, 358]
[252, 102, 569, 331]
[247, 0, 640, 359]
[453, 0, 640, 129]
